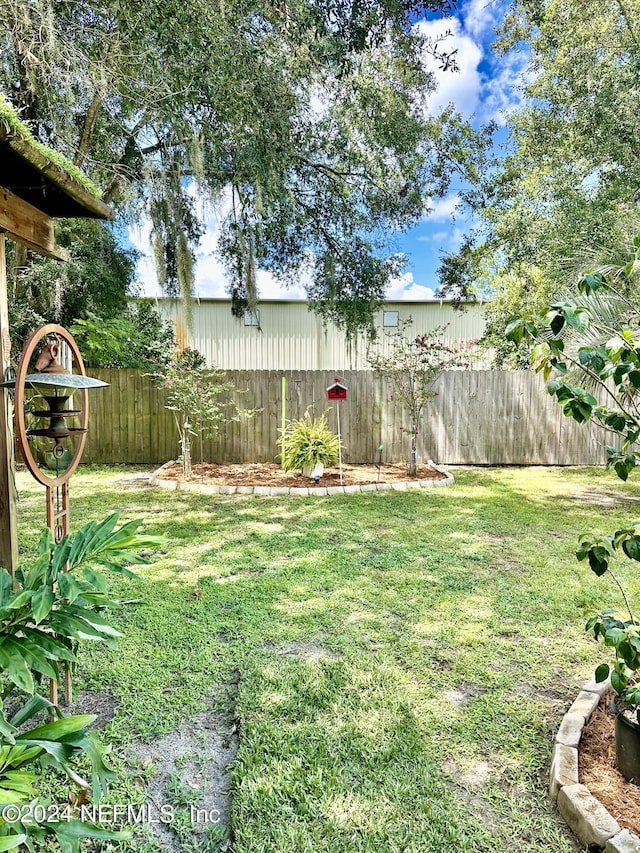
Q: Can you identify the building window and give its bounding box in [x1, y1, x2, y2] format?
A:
[383, 310, 399, 327]
[243, 310, 260, 326]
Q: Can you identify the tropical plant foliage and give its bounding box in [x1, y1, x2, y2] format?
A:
[279, 410, 341, 473]
[0, 513, 163, 851]
[0, 0, 491, 336]
[369, 319, 474, 475]
[507, 239, 640, 715]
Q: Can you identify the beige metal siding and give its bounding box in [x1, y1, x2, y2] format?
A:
[155, 299, 489, 370]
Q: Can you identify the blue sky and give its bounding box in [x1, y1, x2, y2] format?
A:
[132, 0, 523, 302]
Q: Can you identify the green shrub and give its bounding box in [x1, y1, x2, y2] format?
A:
[0, 514, 163, 851]
[279, 410, 341, 473]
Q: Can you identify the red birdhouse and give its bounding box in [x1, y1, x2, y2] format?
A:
[327, 378, 348, 401]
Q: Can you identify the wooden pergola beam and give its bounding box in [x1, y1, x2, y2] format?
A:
[0, 188, 69, 261]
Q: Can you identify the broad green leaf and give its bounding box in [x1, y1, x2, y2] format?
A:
[51, 538, 72, 576]
[50, 820, 130, 852]
[9, 694, 52, 729]
[0, 571, 13, 609]
[549, 312, 565, 335]
[578, 272, 606, 293]
[16, 714, 95, 742]
[4, 590, 33, 611]
[0, 834, 27, 850]
[0, 647, 34, 694]
[46, 612, 114, 642]
[31, 587, 55, 624]
[595, 663, 610, 682]
[611, 670, 627, 694]
[622, 537, 640, 562]
[57, 573, 82, 604]
[0, 638, 58, 681]
[586, 546, 609, 576]
[82, 568, 107, 593]
[37, 528, 54, 557]
[0, 770, 38, 795]
[604, 627, 626, 647]
[67, 521, 98, 569]
[20, 629, 75, 662]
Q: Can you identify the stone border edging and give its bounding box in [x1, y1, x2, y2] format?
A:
[550, 677, 640, 851]
[148, 459, 454, 496]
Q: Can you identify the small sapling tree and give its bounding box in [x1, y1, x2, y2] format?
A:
[152, 349, 256, 477]
[369, 319, 473, 476]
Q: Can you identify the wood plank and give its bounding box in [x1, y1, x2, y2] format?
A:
[0, 235, 18, 577]
[0, 187, 69, 261]
[79, 367, 617, 467]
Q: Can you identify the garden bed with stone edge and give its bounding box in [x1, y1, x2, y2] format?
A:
[551, 678, 640, 851]
[150, 460, 454, 495]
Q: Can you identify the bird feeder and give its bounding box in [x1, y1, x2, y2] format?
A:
[0, 100, 114, 580]
[1, 324, 108, 706]
[5, 324, 108, 541]
[327, 378, 347, 483]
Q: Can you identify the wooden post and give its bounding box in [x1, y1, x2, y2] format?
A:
[281, 375, 286, 467]
[0, 234, 18, 579]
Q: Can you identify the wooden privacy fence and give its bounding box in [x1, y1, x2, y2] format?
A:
[80, 369, 607, 467]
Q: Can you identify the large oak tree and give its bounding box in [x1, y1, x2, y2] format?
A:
[2, 0, 489, 336]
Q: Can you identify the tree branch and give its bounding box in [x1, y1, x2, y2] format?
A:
[73, 89, 104, 168]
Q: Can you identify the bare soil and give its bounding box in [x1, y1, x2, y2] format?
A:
[156, 461, 445, 488]
[580, 693, 640, 835]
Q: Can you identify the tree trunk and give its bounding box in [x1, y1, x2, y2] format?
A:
[409, 432, 417, 477]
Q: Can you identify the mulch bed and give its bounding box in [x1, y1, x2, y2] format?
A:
[156, 462, 446, 488]
[579, 694, 640, 835]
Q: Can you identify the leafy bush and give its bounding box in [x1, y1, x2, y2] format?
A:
[70, 301, 175, 369]
[279, 410, 341, 473]
[0, 514, 162, 851]
[150, 351, 256, 477]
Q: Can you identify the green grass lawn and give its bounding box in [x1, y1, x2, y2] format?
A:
[14, 465, 640, 852]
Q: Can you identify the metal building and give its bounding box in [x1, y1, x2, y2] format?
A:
[155, 299, 489, 370]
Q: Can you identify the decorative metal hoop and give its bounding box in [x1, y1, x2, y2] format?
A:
[15, 324, 89, 487]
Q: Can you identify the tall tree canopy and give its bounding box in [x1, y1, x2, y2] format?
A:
[438, 0, 640, 362]
[1, 0, 490, 335]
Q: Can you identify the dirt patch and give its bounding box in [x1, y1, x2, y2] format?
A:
[263, 640, 342, 663]
[574, 489, 640, 507]
[444, 683, 487, 708]
[156, 461, 445, 488]
[69, 691, 119, 729]
[111, 473, 155, 490]
[580, 695, 640, 836]
[129, 702, 238, 852]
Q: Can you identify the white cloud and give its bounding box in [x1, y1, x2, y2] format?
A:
[424, 193, 460, 222]
[415, 17, 483, 118]
[462, 0, 502, 41]
[480, 48, 530, 125]
[386, 272, 436, 301]
[414, 3, 528, 127]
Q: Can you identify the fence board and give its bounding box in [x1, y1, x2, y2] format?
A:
[78, 369, 610, 467]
